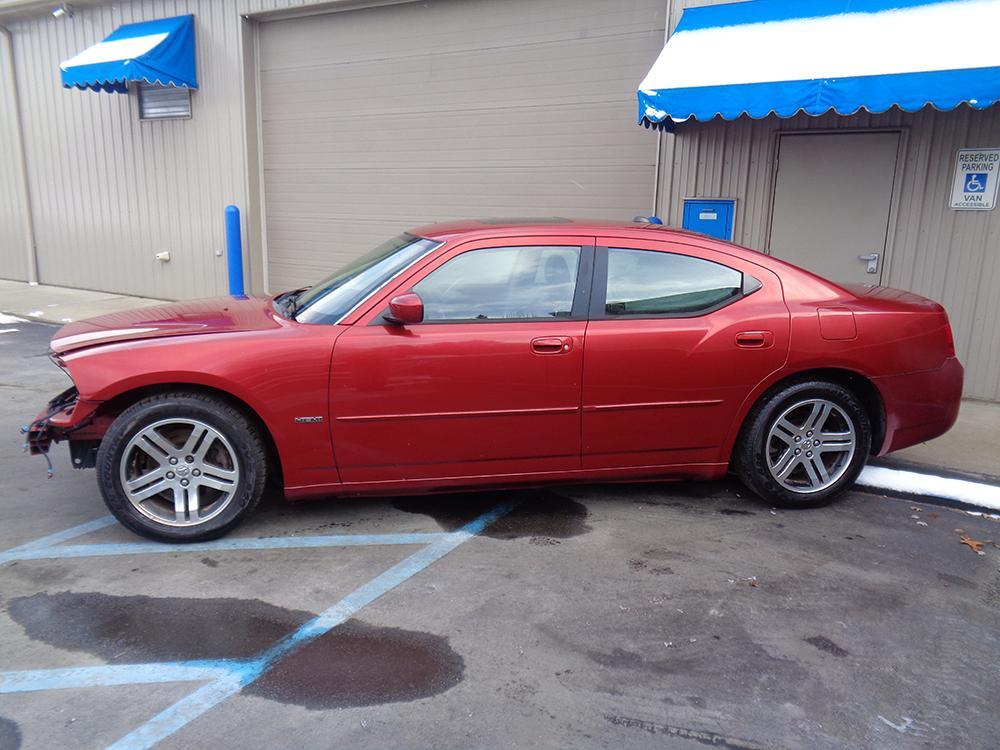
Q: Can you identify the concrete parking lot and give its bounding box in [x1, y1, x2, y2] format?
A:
[1, 320, 998, 750]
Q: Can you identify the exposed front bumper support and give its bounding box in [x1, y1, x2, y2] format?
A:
[23, 387, 105, 466]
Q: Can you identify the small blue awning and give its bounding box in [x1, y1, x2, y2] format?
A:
[637, 0, 1000, 128]
[60, 14, 198, 93]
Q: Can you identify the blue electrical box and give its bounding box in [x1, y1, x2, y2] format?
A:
[682, 199, 735, 241]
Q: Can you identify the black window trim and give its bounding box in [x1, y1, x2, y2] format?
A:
[376, 243, 596, 326]
[588, 245, 760, 320]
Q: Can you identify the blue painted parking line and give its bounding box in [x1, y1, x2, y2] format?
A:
[1, 531, 453, 564]
[0, 515, 117, 563]
[0, 501, 515, 749]
[0, 662, 234, 693]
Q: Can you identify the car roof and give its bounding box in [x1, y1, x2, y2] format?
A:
[406, 218, 852, 301]
[408, 218, 773, 264]
[409, 217, 708, 241]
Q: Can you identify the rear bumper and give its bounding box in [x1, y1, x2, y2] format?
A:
[874, 357, 963, 455]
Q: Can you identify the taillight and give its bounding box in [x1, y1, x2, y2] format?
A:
[942, 315, 956, 358]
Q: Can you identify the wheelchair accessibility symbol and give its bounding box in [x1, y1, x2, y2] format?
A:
[965, 172, 987, 193]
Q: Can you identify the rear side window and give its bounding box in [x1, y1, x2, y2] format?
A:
[414, 245, 581, 321]
[604, 248, 744, 316]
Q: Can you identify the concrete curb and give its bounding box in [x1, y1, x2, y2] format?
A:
[857, 464, 1000, 515]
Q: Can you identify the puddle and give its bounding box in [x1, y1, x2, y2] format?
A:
[0, 717, 21, 750]
[393, 489, 590, 539]
[247, 619, 464, 709]
[6, 592, 312, 662]
[7, 593, 464, 711]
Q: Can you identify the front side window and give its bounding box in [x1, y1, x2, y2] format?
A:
[604, 248, 743, 316]
[413, 245, 581, 321]
[294, 234, 441, 324]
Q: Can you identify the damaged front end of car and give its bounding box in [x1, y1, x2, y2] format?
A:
[22, 356, 109, 476]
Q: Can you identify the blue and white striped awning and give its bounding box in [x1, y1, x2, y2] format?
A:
[60, 14, 198, 93]
[638, 0, 1000, 127]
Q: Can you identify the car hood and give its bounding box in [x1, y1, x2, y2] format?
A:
[50, 296, 284, 354]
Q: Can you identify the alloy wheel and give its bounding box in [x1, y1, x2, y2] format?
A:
[765, 398, 856, 494]
[119, 418, 240, 527]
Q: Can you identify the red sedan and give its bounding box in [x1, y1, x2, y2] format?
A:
[27, 220, 962, 542]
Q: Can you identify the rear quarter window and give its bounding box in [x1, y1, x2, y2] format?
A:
[604, 248, 745, 317]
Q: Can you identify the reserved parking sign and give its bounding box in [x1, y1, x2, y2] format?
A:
[950, 148, 1000, 210]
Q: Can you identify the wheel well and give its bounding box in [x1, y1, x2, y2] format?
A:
[745, 369, 886, 455]
[94, 384, 284, 485]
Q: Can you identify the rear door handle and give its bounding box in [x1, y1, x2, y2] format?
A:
[735, 331, 774, 348]
[531, 336, 573, 355]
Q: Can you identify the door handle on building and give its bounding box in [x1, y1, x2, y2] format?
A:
[858, 252, 880, 274]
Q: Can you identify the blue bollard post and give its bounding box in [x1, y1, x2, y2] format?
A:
[224, 204, 245, 297]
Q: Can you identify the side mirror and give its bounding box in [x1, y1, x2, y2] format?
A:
[384, 293, 424, 325]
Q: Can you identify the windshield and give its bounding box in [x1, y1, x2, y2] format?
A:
[290, 234, 441, 325]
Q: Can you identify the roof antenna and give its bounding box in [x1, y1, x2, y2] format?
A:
[633, 215, 663, 225]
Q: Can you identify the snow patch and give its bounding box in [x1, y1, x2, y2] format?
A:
[858, 465, 1000, 512]
[0, 313, 28, 324]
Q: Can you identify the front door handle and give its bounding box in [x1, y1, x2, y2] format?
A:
[735, 331, 774, 348]
[531, 336, 573, 355]
[858, 252, 880, 274]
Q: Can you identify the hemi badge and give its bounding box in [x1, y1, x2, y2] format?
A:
[294, 416, 324, 423]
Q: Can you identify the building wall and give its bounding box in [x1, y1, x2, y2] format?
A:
[657, 0, 1000, 401]
[0, 28, 31, 282]
[0, 0, 668, 300]
[0, 0, 353, 299]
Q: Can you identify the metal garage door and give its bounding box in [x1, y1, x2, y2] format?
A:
[258, 0, 665, 292]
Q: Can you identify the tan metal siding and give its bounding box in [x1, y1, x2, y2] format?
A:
[658, 1, 1000, 400]
[0, 29, 30, 282]
[0, 0, 328, 298]
[0, 0, 665, 299]
[258, 0, 666, 292]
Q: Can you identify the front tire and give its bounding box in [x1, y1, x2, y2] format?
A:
[96, 392, 267, 542]
[735, 380, 871, 509]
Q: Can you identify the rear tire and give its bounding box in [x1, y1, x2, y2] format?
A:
[96, 392, 267, 542]
[735, 380, 871, 509]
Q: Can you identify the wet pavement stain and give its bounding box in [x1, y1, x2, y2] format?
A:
[0, 717, 22, 750]
[937, 572, 976, 589]
[247, 619, 464, 710]
[803, 635, 849, 657]
[6, 592, 312, 662]
[393, 489, 590, 539]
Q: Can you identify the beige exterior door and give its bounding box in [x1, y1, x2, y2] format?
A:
[257, 0, 665, 292]
[768, 132, 900, 285]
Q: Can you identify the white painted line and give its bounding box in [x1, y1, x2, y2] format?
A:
[0, 329, 18, 334]
[858, 465, 1000, 512]
[0, 313, 28, 324]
